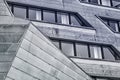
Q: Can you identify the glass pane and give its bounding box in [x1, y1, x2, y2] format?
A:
[61, 42, 74, 56]
[90, 0, 98, 4]
[43, 10, 55, 23]
[70, 14, 82, 26]
[29, 9, 41, 21]
[76, 43, 89, 58]
[14, 6, 26, 19]
[103, 47, 115, 61]
[109, 21, 119, 32]
[90, 45, 102, 59]
[112, 0, 120, 7]
[101, 0, 111, 6]
[57, 12, 69, 24]
[80, 0, 89, 2]
[52, 41, 59, 48]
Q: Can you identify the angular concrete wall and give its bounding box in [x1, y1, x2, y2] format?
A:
[0, 24, 28, 80]
[5, 23, 93, 80]
[71, 58, 120, 78]
[0, 0, 11, 16]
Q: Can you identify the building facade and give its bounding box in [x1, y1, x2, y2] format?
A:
[0, 0, 120, 80]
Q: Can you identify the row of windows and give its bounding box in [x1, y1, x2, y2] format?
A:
[52, 39, 120, 61]
[101, 17, 120, 32]
[80, 0, 120, 8]
[8, 3, 90, 27]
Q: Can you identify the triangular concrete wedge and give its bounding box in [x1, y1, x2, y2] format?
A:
[0, 23, 29, 80]
[5, 23, 93, 80]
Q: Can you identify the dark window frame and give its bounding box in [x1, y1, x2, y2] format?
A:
[97, 16, 120, 33]
[7, 1, 93, 28]
[80, 0, 120, 8]
[51, 38, 120, 61]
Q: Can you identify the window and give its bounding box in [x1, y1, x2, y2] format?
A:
[101, 18, 120, 32]
[76, 43, 89, 58]
[101, 0, 111, 6]
[61, 42, 74, 56]
[29, 8, 41, 20]
[57, 12, 69, 24]
[43, 10, 56, 23]
[51, 39, 120, 61]
[14, 6, 26, 19]
[90, 45, 102, 59]
[89, 0, 99, 4]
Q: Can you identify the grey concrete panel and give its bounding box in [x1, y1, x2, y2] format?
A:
[71, 58, 120, 78]
[0, 54, 15, 61]
[12, 57, 59, 80]
[0, 0, 11, 16]
[7, 67, 38, 80]
[0, 62, 11, 72]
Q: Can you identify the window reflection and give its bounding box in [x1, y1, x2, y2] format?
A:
[57, 12, 69, 25]
[29, 9, 41, 20]
[90, 45, 102, 59]
[101, 0, 111, 6]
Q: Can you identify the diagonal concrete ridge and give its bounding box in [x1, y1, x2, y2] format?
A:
[0, 0, 12, 16]
[3, 23, 93, 80]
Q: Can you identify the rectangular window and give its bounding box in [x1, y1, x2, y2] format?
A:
[29, 8, 41, 21]
[80, 0, 89, 2]
[101, 0, 111, 6]
[61, 42, 74, 56]
[76, 43, 89, 58]
[43, 10, 55, 23]
[57, 12, 69, 25]
[90, 45, 102, 59]
[14, 6, 27, 19]
[89, 0, 99, 4]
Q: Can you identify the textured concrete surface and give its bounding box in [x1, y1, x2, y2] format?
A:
[6, 0, 120, 51]
[0, 0, 11, 16]
[2, 0, 120, 79]
[71, 58, 120, 78]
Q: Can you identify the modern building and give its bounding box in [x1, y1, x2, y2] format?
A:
[0, 0, 120, 80]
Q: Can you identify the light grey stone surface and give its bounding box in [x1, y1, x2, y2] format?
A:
[71, 58, 120, 78]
